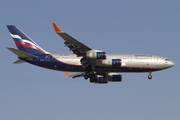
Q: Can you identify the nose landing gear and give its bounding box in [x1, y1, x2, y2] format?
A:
[148, 72, 152, 79]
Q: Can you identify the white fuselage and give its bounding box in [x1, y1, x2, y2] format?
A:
[51, 53, 174, 72]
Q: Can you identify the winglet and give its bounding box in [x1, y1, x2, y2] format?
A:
[52, 23, 62, 32]
[64, 71, 71, 77]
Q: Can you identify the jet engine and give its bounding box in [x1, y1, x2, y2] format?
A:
[90, 77, 108, 84]
[89, 74, 122, 83]
[86, 50, 106, 59]
[102, 59, 122, 66]
[104, 73, 122, 82]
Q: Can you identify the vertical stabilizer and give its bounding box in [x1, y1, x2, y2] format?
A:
[7, 25, 49, 55]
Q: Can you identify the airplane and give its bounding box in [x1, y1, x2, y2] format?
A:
[6, 23, 175, 84]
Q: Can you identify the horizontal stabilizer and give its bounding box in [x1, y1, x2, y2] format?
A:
[7, 47, 37, 59]
[13, 59, 26, 64]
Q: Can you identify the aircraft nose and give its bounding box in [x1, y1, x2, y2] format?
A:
[169, 61, 175, 67]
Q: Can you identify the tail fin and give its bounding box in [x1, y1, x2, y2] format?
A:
[7, 25, 49, 55]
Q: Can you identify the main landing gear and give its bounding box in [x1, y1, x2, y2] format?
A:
[83, 65, 99, 82]
[148, 72, 152, 79]
[84, 71, 98, 82]
[83, 65, 96, 81]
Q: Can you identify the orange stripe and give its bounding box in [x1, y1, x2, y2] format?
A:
[52, 23, 62, 32]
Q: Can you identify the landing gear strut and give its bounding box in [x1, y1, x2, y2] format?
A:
[84, 72, 90, 80]
[148, 72, 152, 79]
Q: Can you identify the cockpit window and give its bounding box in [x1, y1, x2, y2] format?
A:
[165, 59, 170, 61]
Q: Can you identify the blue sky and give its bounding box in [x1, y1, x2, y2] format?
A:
[1, 0, 179, 120]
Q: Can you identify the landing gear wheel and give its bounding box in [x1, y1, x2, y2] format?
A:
[84, 71, 90, 80]
[90, 77, 94, 82]
[148, 72, 152, 79]
[148, 75, 152, 79]
[84, 75, 89, 80]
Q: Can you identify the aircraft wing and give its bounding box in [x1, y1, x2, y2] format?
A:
[64, 72, 84, 78]
[52, 23, 92, 56]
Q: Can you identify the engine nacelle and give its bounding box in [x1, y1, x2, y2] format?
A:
[102, 59, 122, 66]
[104, 73, 122, 82]
[86, 50, 106, 59]
[90, 77, 108, 84]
